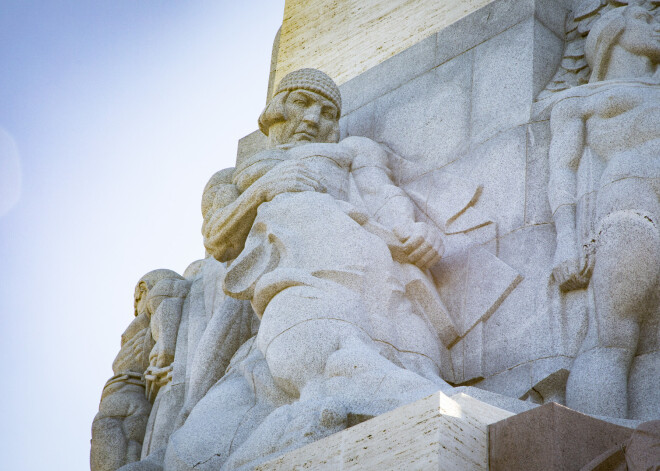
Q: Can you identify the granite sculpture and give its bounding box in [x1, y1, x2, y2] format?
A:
[546, 4, 660, 420]
[91, 269, 184, 471]
[92, 0, 660, 469]
[166, 68, 457, 471]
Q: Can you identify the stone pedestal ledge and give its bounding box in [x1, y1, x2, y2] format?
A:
[256, 390, 514, 471]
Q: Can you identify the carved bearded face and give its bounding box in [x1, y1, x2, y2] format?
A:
[267, 89, 339, 146]
[619, 7, 660, 62]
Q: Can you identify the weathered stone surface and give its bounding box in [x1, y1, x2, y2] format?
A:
[93, 0, 660, 468]
[546, 5, 660, 421]
[275, 0, 497, 89]
[580, 420, 660, 471]
[489, 402, 635, 471]
[257, 391, 514, 471]
[91, 269, 185, 471]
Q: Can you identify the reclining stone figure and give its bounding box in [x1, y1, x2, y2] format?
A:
[162, 68, 453, 470]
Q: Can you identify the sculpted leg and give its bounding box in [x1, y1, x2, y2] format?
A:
[567, 210, 660, 418]
[628, 338, 660, 421]
[256, 285, 373, 397]
[91, 417, 130, 471]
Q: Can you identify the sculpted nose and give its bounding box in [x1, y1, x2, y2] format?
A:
[303, 104, 322, 126]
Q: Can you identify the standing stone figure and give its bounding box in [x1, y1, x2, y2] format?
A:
[91, 269, 183, 471]
[140, 274, 190, 464]
[164, 68, 452, 470]
[548, 6, 660, 420]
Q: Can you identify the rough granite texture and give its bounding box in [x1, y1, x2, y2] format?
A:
[91, 0, 660, 469]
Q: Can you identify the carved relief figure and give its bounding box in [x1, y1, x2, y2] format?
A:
[91, 269, 183, 471]
[204, 67, 446, 396]
[162, 68, 453, 470]
[548, 6, 660, 419]
[140, 274, 190, 464]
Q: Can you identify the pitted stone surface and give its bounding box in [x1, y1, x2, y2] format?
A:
[92, 1, 660, 469]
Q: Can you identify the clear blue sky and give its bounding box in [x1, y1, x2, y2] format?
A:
[0, 1, 285, 469]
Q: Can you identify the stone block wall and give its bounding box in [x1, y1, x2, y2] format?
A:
[273, 0, 497, 93]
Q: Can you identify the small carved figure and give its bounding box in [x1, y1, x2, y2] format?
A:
[140, 274, 190, 462]
[549, 6, 660, 419]
[91, 269, 182, 471]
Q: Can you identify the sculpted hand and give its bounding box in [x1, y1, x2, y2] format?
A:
[394, 222, 444, 270]
[149, 342, 174, 369]
[258, 160, 326, 202]
[144, 363, 173, 401]
[552, 242, 592, 291]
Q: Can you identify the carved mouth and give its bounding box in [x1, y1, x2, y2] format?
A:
[294, 131, 317, 141]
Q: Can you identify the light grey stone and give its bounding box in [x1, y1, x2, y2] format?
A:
[525, 120, 553, 225]
[92, 269, 185, 471]
[340, 34, 437, 115]
[477, 363, 536, 399]
[236, 130, 268, 169]
[343, 101, 375, 140]
[529, 362, 570, 404]
[452, 386, 539, 414]
[481, 225, 559, 376]
[462, 322, 484, 382]
[532, 19, 565, 96]
[547, 5, 660, 420]
[433, 245, 522, 343]
[471, 19, 536, 143]
[165, 70, 459, 470]
[445, 125, 528, 236]
[534, 0, 568, 38]
[435, 0, 536, 66]
[373, 51, 472, 168]
[92, 2, 660, 468]
[629, 351, 660, 422]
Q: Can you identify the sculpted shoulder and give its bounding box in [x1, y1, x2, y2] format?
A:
[340, 136, 389, 169]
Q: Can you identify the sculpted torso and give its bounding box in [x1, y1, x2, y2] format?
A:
[584, 84, 660, 162]
[548, 6, 660, 421]
[223, 138, 444, 397]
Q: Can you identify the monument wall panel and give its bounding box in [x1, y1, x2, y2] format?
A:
[274, 0, 498, 91]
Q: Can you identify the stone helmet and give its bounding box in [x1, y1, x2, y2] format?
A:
[133, 269, 183, 316]
[585, 6, 657, 82]
[258, 68, 342, 136]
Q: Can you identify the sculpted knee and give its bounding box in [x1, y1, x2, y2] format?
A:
[595, 209, 659, 250]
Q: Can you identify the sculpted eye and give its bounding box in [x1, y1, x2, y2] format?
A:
[322, 108, 336, 119]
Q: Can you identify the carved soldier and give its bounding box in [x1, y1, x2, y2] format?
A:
[91, 269, 182, 471]
[164, 68, 452, 470]
[549, 6, 660, 420]
[203, 68, 446, 398]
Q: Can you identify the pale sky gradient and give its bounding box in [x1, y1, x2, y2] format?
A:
[0, 2, 285, 469]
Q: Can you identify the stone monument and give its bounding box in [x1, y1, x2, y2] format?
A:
[92, 0, 660, 469]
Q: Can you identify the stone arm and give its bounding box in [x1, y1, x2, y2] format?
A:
[111, 313, 152, 375]
[201, 167, 258, 262]
[548, 98, 591, 291]
[202, 160, 325, 262]
[346, 136, 443, 270]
